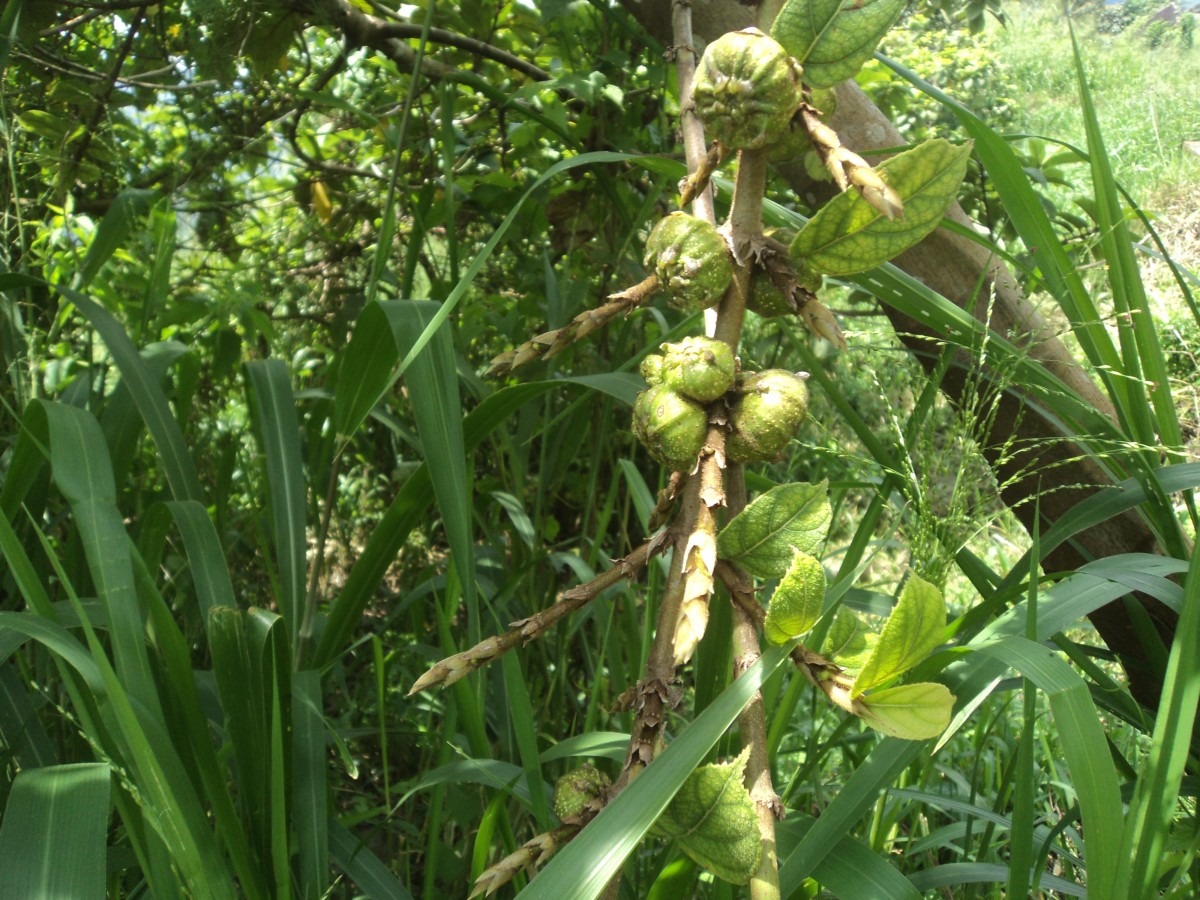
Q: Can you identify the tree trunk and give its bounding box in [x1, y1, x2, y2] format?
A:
[621, 0, 1176, 708]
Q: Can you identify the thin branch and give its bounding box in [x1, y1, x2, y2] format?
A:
[63, 6, 144, 190]
[486, 275, 660, 376]
[408, 537, 665, 695]
[669, 0, 716, 225]
[303, 0, 550, 81]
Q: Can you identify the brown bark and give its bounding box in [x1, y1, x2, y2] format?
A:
[620, 0, 1176, 707]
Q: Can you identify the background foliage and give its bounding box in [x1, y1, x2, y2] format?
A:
[1, 0, 1199, 897]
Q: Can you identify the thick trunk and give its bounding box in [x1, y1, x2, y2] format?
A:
[622, 0, 1175, 708]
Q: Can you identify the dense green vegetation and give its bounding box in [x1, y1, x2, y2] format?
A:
[0, 0, 1198, 897]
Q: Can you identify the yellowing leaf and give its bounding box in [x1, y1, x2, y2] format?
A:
[764, 550, 826, 644]
[716, 481, 831, 578]
[857, 682, 955, 740]
[311, 181, 334, 223]
[789, 139, 972, 277]
[849, 574, 946, 697]
[654, 748, 762, 885]
[772, 0, 907, 88]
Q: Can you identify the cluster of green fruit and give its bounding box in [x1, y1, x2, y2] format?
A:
[633, 337, 809, 470]
[642, 27, 818, 317]
[631, 29, 822, 471]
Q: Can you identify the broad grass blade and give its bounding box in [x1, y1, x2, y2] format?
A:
[1113, 537, 1200, 899]
[0, 762, 110, 900]
[519, 644, 795, 900]
[977, 636, 1121, 894]
[63, 288, 204, 503]
[246, 360, 308, 640]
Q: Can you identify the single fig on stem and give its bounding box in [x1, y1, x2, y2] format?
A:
[633, 384, 708, 470]
[644, 212, 734, 312]
[748, 228, 798, 318]
[692, 28, 804, 151]
[726, 369, 810, 463]
[659, 336, 736, 402]
[553, 764, 611, 820]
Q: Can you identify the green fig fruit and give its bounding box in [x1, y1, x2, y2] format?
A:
[640, 353, 665, 385]
[633, 384, 709, 470]
[645, 212, 734, 312]
[659, 336, 737, 402]
[692, 28, 804, 151]
[726, 369, 810, 462]
[553, 764, 611, 820]
[748, 270, 794, 318]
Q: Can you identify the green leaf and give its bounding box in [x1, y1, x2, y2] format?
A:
[856, 682, 954, 741]
[976, 637, 1122, 894]
[245, 361, 307, 641]
[76, 189, 156, 288]
[764, 550, 827, 644]
[716, 481, 831, 578]
[0, 763, 110, 900]
[771, 0, 906, 88]
[789, 139, 971, 276]
[850, 574, 946, 696]
[654, 748, 762, 885]
[823, 606, 871, 669]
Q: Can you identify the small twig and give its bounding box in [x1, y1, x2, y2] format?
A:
[486, 275, 659, 376]
[678, 140, 726, 208]
[670, 1, 716, 226]
[408, 537, 665, 694]
[62, 6, 145, 192]
[755, 236, 847, 349]
[469, 824, 583, 898]
[717, 561, 857, 709]
[648, 471, 686, 531]
[307, 0, 551, 81]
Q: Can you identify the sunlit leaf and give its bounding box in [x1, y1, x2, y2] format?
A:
[850, 574, 946, 697]
[716, 481, 830, 578]
[790, 139, 971, 276]
[764, 549, 827, 644]
[857, 682, 954, 741]
[824, 606, 871, 669]
[772, 0, 907, 88]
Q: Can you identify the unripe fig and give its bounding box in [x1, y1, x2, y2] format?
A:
[645, 212, 733, 312]
[809, 87, 837, 118]
[660, 336, 736, 402]
[553, 764, 611, 820]
[692, 29, 804, 151]
[633, 384, 708, 470]
[748, 271, 794, 318]
[640, 353, 665, 385]
[726, 370, 810, 462]
[748, 228, 797, 318]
